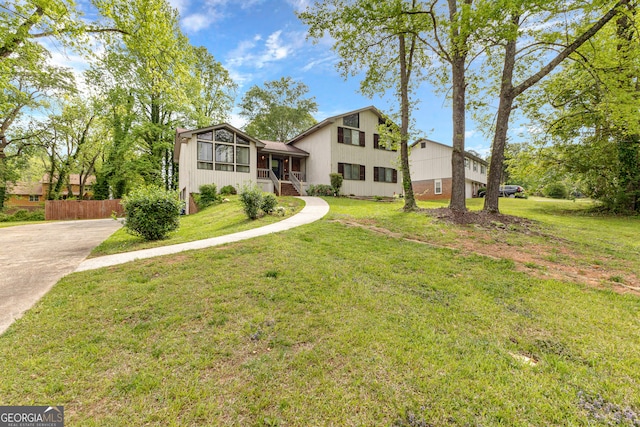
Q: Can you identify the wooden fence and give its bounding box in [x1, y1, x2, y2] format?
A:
[45, 199, 125, 221]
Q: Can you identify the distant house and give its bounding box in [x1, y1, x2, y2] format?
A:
[410, 139, 487, 200]
[175, 106, 403, 214]
[5, 174, 96, 211]
[5, 181, 44, 211]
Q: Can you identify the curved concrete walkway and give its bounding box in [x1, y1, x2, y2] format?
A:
[75, 196, 329, 272]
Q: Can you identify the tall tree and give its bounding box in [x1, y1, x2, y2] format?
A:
[482, 0, 631, 213]
[300, 0, 431, 211]
[239, 76, 317, 142]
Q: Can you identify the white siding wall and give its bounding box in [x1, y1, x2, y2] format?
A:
[292, 109, 402, 197]
[409, 141, 453, 181]
[178, 133, 258, 213]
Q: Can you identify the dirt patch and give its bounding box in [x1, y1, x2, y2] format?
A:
[421, 207, 538, 231]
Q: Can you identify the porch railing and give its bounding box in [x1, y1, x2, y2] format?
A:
[269, 169, 281, 195]
[289, 171, 303, 195]
[257, 168, 270, 179]
[290, 171, 305, 182]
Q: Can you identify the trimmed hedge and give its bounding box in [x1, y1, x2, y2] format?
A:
[122, 186, 182, 240]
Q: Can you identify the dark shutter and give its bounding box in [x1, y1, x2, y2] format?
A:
[359, 164, 365, 181]
[374, 167, 379, 182]
[337, 127, 344, 144]
[338, 162, 344, 177]
[359, 131, 365, 147]
[392, 169, 398, 183]
[373, 134, 379, 149]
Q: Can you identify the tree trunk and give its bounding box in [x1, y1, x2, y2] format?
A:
[449, 53, 467, 211]
[484, 32, 517, 214]
[399, 34, 417, 211]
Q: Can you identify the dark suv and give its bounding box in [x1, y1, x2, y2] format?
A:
[478, 185, 524, 197]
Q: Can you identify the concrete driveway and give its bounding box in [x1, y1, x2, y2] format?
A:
[0, 219, 122, 334]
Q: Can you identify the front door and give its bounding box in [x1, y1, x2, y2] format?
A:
[271, 158, 283, 180]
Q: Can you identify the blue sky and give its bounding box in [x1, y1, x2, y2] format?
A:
[164, 0, 502, 154]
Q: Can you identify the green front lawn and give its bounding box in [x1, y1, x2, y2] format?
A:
[1, 197, 638, 426]
[90, 196, 303, 257]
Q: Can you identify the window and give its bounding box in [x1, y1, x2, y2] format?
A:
[338, 127, 364, 146]
[197, 141, 213, 170]
[343, 113, 359, 128]
[435, 179, 442, 195]
[197, 131, 213, 140]
[216, 143, 234, 165]
[236, 135, 249, 145]
[215, 129, 233, 143]
[338, 162, 365, 181]
[236, 146, 250, 173]
[480, 165, 486, 174]
[373, 134, 395, 151]
[473, 161, 478, 172]
[215, 164, 234, 171]
[373, 167, 397, 183]
[421, 141, 426, 149]
[464, 158, 469, 168]
[29, 195, 39, 202]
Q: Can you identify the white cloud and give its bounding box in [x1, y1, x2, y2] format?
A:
[226, 30, 305, 70]
[286, 0, 312, 11]
[182, 14, 212, 32]
[229, 111, 248, 129]
[167, 0, 189, 14]
[301, 54, 337, 72]
[465, 130, 477, 138]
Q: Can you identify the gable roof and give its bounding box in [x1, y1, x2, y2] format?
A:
[7, 181, 43, 196]
[411, 138, 488, 165]
[286, 105, 388, 145]
[41, 174, 96, 185]
[173, 123, 265, 162]
[260, 140, 309, 156]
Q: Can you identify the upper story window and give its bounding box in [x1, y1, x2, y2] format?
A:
[338, 127, 364, 146]
[197, 131, 212, 140]
[480, 164, 486, 174]
[421, 141, 426, 149]
[215, 129, 234, 143]
[29, 195, 40, 202]
[237, 135, 249, 145]
[473, 161, 478, 172]
[464, 158, 469, 168]
[343, 113, 359, 128]
[373, 134, 396, 151]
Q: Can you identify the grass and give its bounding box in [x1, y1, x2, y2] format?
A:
[1, 197, 639, 426]
[0, 220, 49, 228]
[90, 196, 303, 257]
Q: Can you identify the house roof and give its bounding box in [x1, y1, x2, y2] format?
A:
[174, 123, 265, 162]
[259, 140, 309, 157]
[411, 138, 488, 165]
[41, 174, 96, 185]
[7, 181, 42, 195]
[286, 105, 389, 145]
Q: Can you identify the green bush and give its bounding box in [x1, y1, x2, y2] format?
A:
[329, 173, 343, 196]
[197, 184, 220, 209]
[261, 193, 278, 213]
[239, 185, 264, 220]
[543, 182, 568, 199]
[306, 184, 333, 196]
[219, 185, 237, 196]
[122, 185, 182, 240]
[0, 209, 45, 222]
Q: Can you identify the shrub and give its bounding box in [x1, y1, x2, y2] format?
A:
[329, 173, 343, 196]
[197, 184, 220, 209]
[261, 193, 278, 213]
[219, 185, 237, 196]
[0, 209, 45, 222]
[239, 184, 264, 220]
[543, 182, 568, 199]
[122, 185, 182, 240]
[306, 184, 333, 196]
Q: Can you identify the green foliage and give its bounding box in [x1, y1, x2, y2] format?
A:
[219, 185, 237, 195]
[196, 184, 220, 209]
[239, 185, 264, 220]
[122, 185, 182, 240]
[239, 77, 318, 141]
[329, 173, 343, 195]
[306, 184, 333, 196]
[0, 209, 44, 222]
[261, 193, 278, 213]
[543, 182, 568, 199]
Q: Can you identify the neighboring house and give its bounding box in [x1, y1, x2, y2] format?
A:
[5, 181, 44, 211]
[410, 139, 488, 200]
[5, 174, 96, 211]
[41, 173, 96, 200]
[175, 106, 403, 214]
